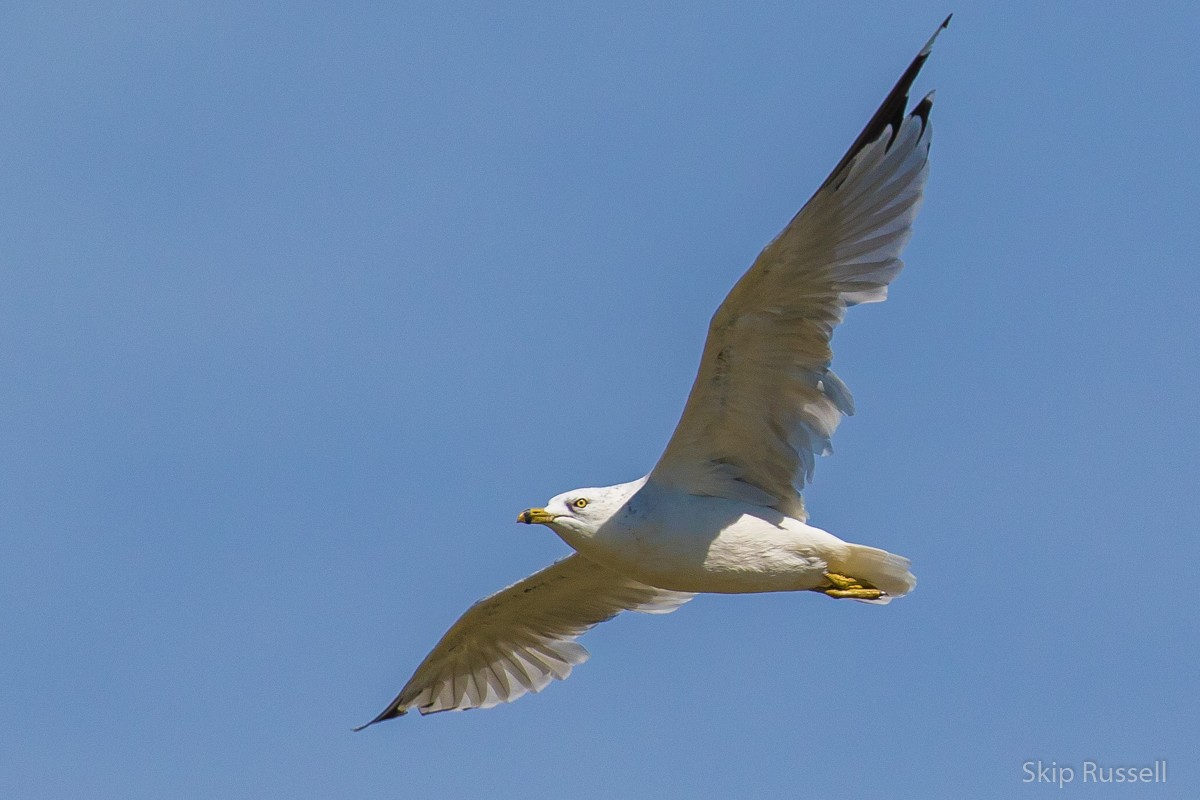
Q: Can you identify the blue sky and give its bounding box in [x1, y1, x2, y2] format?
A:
[2, 2, 1198, 798]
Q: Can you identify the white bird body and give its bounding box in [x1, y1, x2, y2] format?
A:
[358, 16, 948, 725]
[543, 478, 910, 598]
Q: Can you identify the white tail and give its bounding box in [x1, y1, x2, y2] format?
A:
[836, 544, 916, 605]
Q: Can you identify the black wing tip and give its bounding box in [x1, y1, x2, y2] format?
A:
[910, 90, 936, 128]
[922, 14, 953, 56]
[353, 705, 408, 731]
[821, 16, 950, 187]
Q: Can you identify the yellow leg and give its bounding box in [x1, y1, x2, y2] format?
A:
[818, 572, 885, 601]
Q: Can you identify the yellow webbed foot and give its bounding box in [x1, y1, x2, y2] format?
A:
[822, 572, 863, 590]
[818, 572, 885, 601]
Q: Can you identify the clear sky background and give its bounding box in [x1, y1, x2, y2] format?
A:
[2, 2, 1197, 798]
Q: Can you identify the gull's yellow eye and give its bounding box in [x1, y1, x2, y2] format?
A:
[573, 498, 589, 509]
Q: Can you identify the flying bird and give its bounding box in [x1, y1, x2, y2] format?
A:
[358, 16, 949, 727]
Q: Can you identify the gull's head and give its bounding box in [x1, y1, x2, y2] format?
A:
[517, 480, 643, 540]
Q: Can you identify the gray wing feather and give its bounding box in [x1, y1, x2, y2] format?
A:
[650, 22, 946, 518]
[356, 555, 693, 725]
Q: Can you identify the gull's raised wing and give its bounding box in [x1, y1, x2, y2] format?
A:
[356, 554, 693, 725]
[650, 18, 948, 519]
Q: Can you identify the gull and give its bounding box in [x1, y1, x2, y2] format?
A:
[358, 16, 948, 726]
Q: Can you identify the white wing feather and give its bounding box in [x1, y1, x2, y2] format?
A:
[357, 555, 693, 724]
[650, 22, 946, 519]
